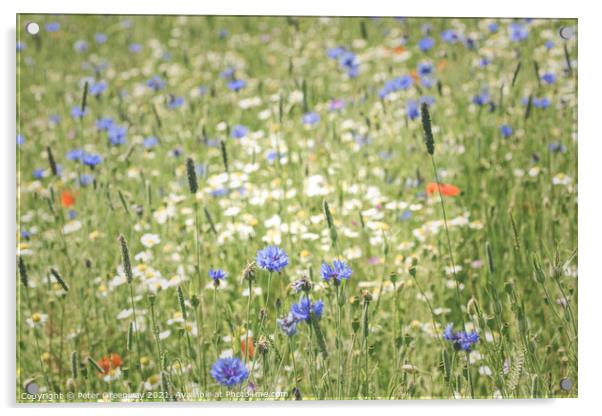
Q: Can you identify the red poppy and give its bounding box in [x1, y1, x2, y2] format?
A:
[426, 182, 461, 197]
[60, 190, 76, 208]
[241, 336, 255, 359]
[98, 353, 123, 374]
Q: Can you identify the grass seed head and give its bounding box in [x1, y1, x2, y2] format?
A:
[185, 157, 198, 194]
[420, 103, 435, 155]
[50, 268, 69, 292]
[18, 256, 28, 288]
[118, 234, 134, 284]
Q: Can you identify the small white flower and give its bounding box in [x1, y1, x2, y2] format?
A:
[552, 173, 572, 186]
[26, 313, 48, 328]
[140, 233, 160, 248]
[63, 220, 82, 234]
[117, 308, 134, 320]
[103, 367, 122, 382]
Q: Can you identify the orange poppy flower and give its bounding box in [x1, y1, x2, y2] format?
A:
[426, 182, 461, 197]
[410, 69, 420, 82]
[241, 336, 255, 359]
[98, 353, 123, 374]
[390, 46, 406, 55]
[60, 190, 76, 208]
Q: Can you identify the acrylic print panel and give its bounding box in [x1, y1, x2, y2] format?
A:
[16, 14, 577, 402]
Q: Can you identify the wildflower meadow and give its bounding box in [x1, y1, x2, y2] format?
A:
[16, 15, 577, 402]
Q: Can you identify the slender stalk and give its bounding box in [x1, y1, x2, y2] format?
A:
[244, 279, 253, 364]
[213, 287, 219, 354]
[430, 156, 465, 327]
[128, 284, 142, 378]
[335, 284, 343, 399]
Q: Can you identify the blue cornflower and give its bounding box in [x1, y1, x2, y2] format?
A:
[443, 324, 480, 352]
[209, 268, 227, 285]
[509, 23, 528, 42]
[419, 95, 435, 106]
[533, 97, 550, 109]
[17, 134, 25, 146]
[71, 106, 88, 119]
[21, 229, 31, 239]
[338, 51, 360, 77]
[418, 37, 435, 52]
[211, 188, 228, 197]
[68, 210, 77, 220]
[302, 112, 320, 126]
[32, 168, 46, 179]
[227, 79, 246, 92]
[321, 259, 352, 284]
[231, 124, 248, 139]
[277, 314, 298, 337]
[545, 40, 555, 50]
[417, 61, 433, 76]
[379, 75, 414, 98]
[107, 125, 127, 146]
[90, 81, 107, 96]
[347, 64, 360, 78]
[541, 72, 556, 85]
[393, 75, 414, 90]
[291, 278, 311, 293]
[406, 100, 420, 120]
[129, 43, 142, 53]
[66, 148, 85, 162]
[147, 76, 165, 91]
[167, 95, 185, 109]
[143, 136, 159, 149]
[82, 153, 102, 167]
[45, 22, 60, 33]
[210, 357, 249, 387]
[339, 51, 357, 67]
[472, 90, 490, 106]
[548, 142, 567, 154]
[95, 33, 107, 44]
[220, 67, 235, 79]
[499, 124, 513, 138]
[256, 246, 289, 273]
[327, 46, 347, 59]
[74, 40, 88, 53]
[16, 42, 25, 52]
[479, 57, 491, 67]
[96, 117, 114, 131]
[441, 29, 460, 43]
[79, 174, 94, 187]
[354, 134, 370, 148]
[266, 150, 282, 163]
[290, 297, 324, 322]
[399, 210, 412, 221]
[420, 76, 436, 88]
[488, 22, 499, 33]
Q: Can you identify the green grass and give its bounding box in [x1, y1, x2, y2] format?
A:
[16, 14, 577, 401]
